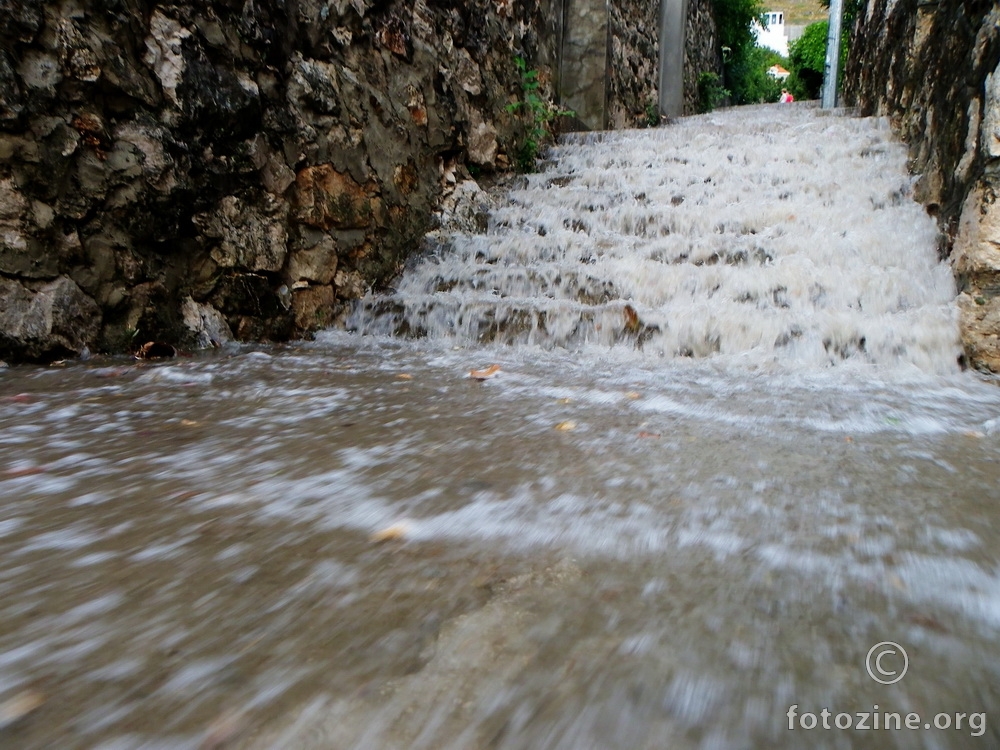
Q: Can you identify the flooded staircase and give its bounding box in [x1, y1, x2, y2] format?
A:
[352, 103, 960, 372]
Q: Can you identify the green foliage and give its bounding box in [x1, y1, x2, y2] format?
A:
[726, 44, 785, 105]
[712, 0, 789, 105]
[818, 0, 863, 29]
[787, 20, 847, 99]
[697, 72, 730, 113]
[714, 0, 765, 61]
[789, 21, 828, 75]
[645, 99, 661, 127]
[505, 56, 574, 173]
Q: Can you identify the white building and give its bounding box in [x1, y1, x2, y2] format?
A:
[753, 11, 789, 58]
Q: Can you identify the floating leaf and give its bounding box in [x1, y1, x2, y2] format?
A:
[3, 466, 45, 479]
[469, 364, 501, 380]
[557, 397, 572, 404]
[624, 391, 641, 400]
[555, 420, 577, 431]
[199, 709, 248, 750]
[396, 373, 413, 380]
[371, 521, 412, 543]
[181, 419, 199, 427]
[623, 304, 641, 333]
[637, 431, 660, 439]
[905, 613, 948, 633]
[0, 690, 45, 730]
[136, 341, 177, 360]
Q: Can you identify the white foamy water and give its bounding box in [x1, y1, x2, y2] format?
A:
[4, 105, 1000, 750]
[353, 104, 960, 372]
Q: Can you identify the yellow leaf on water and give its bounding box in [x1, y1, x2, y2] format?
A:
[555, 421, 577, 431]
[181, 419, 199, 427]
[0, 690, 45, 729]
[370, 521, 412, 543]
[396, 373, 413, 380]
[623, 304, 641, 333]
[557, 397, 572, 404]
[624, 391, 641, 400]
[469, 364, 501, 380]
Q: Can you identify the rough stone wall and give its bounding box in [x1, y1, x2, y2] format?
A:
[607, 0, 659, 128]
[844, 0, 1000, 371]
[682, 0, 721, 115]
[606, 0, 720, 128]
[0, 0, 557, 361]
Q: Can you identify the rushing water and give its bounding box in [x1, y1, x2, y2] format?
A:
[3, 104, 1000, 750]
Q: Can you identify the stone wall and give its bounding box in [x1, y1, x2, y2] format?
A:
[845, 0, 1000, 371]
[683, 0, 722, 116]
[606, 0, 720, 127]
[607, 0, 659, 128]
[0, 0, 558, 361]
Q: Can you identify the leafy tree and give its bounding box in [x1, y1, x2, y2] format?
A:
[712, 0, 766, 104]
[788, 20, 848, 100]
[788, 21, 827, 99]
[726, 44, 784, 104]
[818, 0, 863, 29]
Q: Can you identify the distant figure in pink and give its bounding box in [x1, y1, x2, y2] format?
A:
[779, 88, 794, 103]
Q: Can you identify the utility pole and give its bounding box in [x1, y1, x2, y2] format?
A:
[821, 0, 844, 109]
[658, 0, 690, 118]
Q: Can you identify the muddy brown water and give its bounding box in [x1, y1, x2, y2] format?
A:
[2, 339, 1000, 749]
[6, 106, 1000, 749]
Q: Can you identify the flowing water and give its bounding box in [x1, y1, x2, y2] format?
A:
[3, 104, 1000, 750]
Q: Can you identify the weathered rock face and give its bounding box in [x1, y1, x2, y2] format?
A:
[0, 0, 558, 361]
[845, 0, 1000, 371]
[682, 0, 722, 116]
[606, 0, 721, 128]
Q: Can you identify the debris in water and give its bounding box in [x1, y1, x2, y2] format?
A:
[623, 304, 641, 333]
[396, 373, 413, 380]
[469, 364, 501, 380]
[624, 391, 641, 400]
[199, 709, 248, 750]
[637, 431, 661, 439]
[136, 342, 178, 359]
[555, 421, 577, 431]
[3, 466, 46, 478]
[0, 690, 45, 730]
[181, 419, 199, 427]
[371, 521, 413, 543]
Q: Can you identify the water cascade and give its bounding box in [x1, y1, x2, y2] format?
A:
[354, 104, 960, 372]
[3, 105, 1000, 750]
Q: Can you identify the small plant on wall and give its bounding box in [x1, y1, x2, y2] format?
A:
[697, 71, 730, 113]
[506, 56, 575, 172]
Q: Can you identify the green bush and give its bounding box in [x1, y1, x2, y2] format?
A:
[787, 20, 848, 100]
[505, 56, 574, 172]
[788, 21, 827, 99]
[697, 72, 730, 113]
[712, 0, 791, 105]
